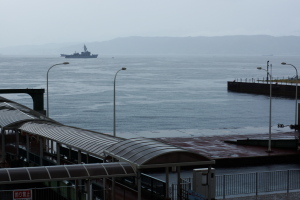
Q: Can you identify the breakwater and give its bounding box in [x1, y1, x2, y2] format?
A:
[227, 81, 298, 98]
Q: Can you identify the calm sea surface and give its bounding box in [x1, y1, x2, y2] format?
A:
[1, 54, 300, 138]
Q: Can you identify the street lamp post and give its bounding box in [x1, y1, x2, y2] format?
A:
[257, 66, 272, 152]
[113, 68, 126, 137]
[266, 61, 269, 83]
[46, 62, 69, 117]
[281, 62, 298, 130]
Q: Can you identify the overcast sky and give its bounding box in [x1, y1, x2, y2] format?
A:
[1, 0, 299, 48]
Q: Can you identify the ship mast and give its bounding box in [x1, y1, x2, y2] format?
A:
[84, 44, 87, 52]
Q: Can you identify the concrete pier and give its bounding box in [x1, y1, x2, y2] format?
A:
[156, 131, 300, 167]
[227, 81, 299, 98]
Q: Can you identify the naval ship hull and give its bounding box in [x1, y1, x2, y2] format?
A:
[64, 54, 98, 58]
[61, 45, 98, 58]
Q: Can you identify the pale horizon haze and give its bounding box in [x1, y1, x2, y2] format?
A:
[1, 0, 300, 48]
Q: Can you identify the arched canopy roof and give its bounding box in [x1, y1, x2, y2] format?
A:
[104, 138, 215, 169]
[0, 162, 135, 184]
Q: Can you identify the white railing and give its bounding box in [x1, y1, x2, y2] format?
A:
[171, 169, 300, 200]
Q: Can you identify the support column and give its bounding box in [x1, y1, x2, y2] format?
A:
[68, 147, 72, 160]
[207, 165, 212, 200]
[165, 167, 169, 199]
[51, 140, 54, 154]
[26, 133, 30, 163]
[177, 166, 181, 200]
[85, 180, 91, 200]
[137, 170, 141, 200]
[16, 130, 19, 157]
[1, 129, 5, 163]
[86, 153, 89, 164]
[103, 178, 106, 200]
[75, 180, 79, 200]
[40, 138, 43, 166]
[103, 154, 106, 200]
[112, 177, 115, 200]
[78, 150, 82, 164]
[46, 139, 49, 153]
[56, 142, 61, 165]
[298, 103, 300, 127]
[111, 157, 115, 200]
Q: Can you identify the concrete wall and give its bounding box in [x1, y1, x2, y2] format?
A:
[227, 81, 297, 98]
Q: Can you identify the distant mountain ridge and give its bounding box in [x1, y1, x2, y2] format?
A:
[1, 35, 300, 55]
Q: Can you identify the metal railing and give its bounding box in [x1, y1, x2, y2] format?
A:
[116, 173, 166, 199]
[171, 169, 300, 200]
[217, 169, 300, 199]
[171, 177, 192, 200]
[232, 76, 299, 85]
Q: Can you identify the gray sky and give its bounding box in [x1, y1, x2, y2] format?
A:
[1, 0, 299, 48]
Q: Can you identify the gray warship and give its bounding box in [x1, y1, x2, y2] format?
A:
[61, 45, 98, 58]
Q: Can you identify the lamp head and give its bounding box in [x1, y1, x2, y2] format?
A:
[63, 62, 69, 65]
[281, 62, 287, 65]
[122, 67, 126, 70]
[257, 67, 262, 70]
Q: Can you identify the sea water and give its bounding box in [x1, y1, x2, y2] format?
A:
[0, 54, 299, 138]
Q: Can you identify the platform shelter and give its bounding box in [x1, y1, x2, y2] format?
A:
[0, 96, 215, 200]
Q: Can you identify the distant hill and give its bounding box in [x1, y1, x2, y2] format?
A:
[1, 35, 300, 56]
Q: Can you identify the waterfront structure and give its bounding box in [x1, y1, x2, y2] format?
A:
[0, 96, 214, 200]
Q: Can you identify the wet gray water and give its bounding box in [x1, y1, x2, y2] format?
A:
[0, 54, 299, 138]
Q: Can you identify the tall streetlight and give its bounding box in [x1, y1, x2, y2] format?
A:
[281, 62, 298, 130]
[113, 68, 126, 137]
[257, 66, 272, 152]
[266, 61, 269, 83]
[46, 62, 69, 117]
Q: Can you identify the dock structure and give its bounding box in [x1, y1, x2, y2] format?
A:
[227, 81, 299, 98]
[0, 96, 215, 200]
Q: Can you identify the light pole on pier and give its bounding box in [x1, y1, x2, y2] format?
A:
[46, 62, 69, 117]
[113, 68, 126, 137]
[257, 66, 273, 152]
[281, 62, 298, 130]
[266, 61, 269, 83]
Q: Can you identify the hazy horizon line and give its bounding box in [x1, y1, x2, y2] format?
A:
[2, 34, 299, 49]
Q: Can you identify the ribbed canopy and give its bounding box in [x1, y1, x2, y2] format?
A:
[0, 97, 57, 128]
[18, 121, 122, 158]
[104, 138, 215, 169]
[0, 162, 135, 184]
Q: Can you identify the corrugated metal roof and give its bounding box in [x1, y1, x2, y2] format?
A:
[18, 121, 123, 158]
[0, 101, 57, 128]
[0, 97, 122, 158]
[104, 138, 215, 169]
[0, 162, 136, 184]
